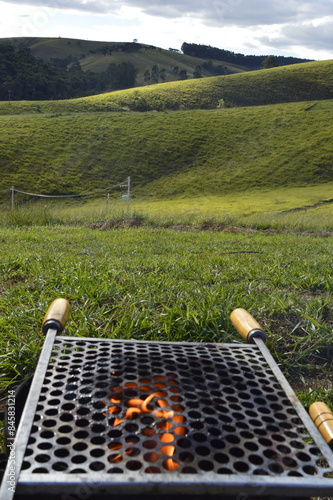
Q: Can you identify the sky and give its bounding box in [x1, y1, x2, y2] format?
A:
[1, 0, 333, 61]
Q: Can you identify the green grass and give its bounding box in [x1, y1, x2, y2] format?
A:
[1, 200, 333, 462]
[1, 100, 333, 201]
[132, 183, 333, 219]
[1, 59, 332, 207]
[78, 47, 243, 85]
[0, 224, 332, 412]
[1, 51, 333, 477]
[1, 36, 244, 85]
[3, 183, 333, 233]
[1, 58, 333, 117]
[1, 54, 333, 415]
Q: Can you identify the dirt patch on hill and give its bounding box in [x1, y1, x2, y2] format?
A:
[87, 218, 260, 233]
[280, 197, 333, 214]
[87, 218, 333, 237]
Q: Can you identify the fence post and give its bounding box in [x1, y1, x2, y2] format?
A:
[127, 176, 130, 214]
[11, 186, 14, 210]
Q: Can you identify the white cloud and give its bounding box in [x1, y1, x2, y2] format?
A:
[3, 0, 333, 25]
[256, 17, 333, 59]
[0, 0, 333, 59]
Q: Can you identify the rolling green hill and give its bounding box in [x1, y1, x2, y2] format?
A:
[4, 37, 307, 73]
[0, 37, 244, 88]
[0, 58, 332, 115]
[0, 37, 246, 101]
[0, 36, 312, 93]
[0, 99, 332, 201]
[0, 57, 333, 202]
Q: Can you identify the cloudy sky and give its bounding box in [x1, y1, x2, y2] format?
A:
[1, 0, 333, 60]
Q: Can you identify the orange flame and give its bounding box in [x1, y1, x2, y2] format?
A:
[154, 409, 174, 419]
[160, 433, 174, 443]
[158, 420, 173, 431]
[164, 459, 179, 471]
[124, 407, 141, 419]
[157, 399, 168, 408]
[172, 414, 185, 423]
[141, 393, 156, 413]
[110, 395, 121, 403]
[108, 443, 122, 451]
[160, 445, 175, 457]
[108, 405, 120, 414]
[127, 398, 144, 407]
[174, 426, 187, 435]
[107, 376, 185, 472]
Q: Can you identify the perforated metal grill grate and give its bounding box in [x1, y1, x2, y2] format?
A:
[20, 337, 331, 480]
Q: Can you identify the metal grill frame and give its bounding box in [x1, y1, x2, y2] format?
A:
[6, 333, 333, 498]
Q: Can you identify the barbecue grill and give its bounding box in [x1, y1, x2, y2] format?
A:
[1, 299, 333, 499]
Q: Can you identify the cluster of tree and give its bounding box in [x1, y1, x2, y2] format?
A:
[144, 65, 167, 84]
[50, 54, 80, 69]
[171, 66, 188, 80]
[105, 62, 137, 89]
[261, 56, 280, 69]
[143, 64, 190, 83]
[88, 42, 157, 56]
[0, 44, 137, 101]
[201, 61, 229, 75]
[181, 42, 312, 69]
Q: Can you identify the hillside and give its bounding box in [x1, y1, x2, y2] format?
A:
[1, 57, 333, 202]
[0, 58, 332, 114]
[0, 37, 243, 100]
[0, 37, 313, 100]
[4, 38, 308, 72]
[0, 99, 332, 201]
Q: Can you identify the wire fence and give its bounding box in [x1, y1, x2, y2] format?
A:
[6, 178, 131, 211]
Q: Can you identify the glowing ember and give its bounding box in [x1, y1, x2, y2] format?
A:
[106, 375, 186, 471]
[110, 395, 121, 403]
[158, 421, 173, 431]
[141, 393, 156, 413]
[160, 445, 175, 457]
[112, 418, 123, 426]
[164, 459, 179, 471]
[157, 399, 168, 408]
[127, 398, 145, 407]
[154, 409, 174, 419]
[160, 433, 174, 443]
[124, 407, 142, 419]
[173, 415, 185, 423]
[108, 405, 120, 414]
[108, 443, 122, 451]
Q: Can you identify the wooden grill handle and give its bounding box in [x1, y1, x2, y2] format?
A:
[309, 402, 333, 444]
[230, 308, 266, 343]
[42, 298, 70, 335]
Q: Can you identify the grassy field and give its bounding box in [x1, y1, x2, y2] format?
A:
[0, 204, 333, 408]
[1, 100, 333, 201]
[1, 55, 333, 415]
[1, 59, 333, 117]
[1, 58, 333, 207]
[1, 54, 333, 495]
[3, 183, 333, 232]
[2, 184, 333, 393]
